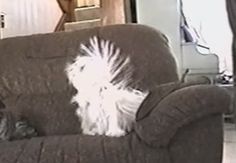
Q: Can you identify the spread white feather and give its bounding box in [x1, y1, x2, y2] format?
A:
[66, 37, 148, 137]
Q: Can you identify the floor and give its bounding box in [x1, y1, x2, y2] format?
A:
[223, 122, 236, 163]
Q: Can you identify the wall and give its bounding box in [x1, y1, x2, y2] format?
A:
[0, 0, 63, 38]
[136, 0, 182, 74]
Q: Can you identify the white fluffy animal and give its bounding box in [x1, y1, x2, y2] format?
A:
[65, 37, 148, 137]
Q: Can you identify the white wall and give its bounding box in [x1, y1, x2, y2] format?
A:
[136, 0, 182, 74]
[0, 0, 63, 38]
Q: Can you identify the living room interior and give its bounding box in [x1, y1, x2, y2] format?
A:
[0, 0, 235, 163]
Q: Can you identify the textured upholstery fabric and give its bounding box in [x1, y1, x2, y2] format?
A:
[0, 24, 178, 99]
[169, 115, 224, 163]
[136, 79, 212, 121]
[3, 91, 81, 136]
[0, 134, 170, 163]
[0, 100, 5, 109]
[0, 24, 230, 163]
[135, 85, 230, 147]
[0, 24, 179, 136]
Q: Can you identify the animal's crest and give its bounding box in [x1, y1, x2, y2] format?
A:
[66, 37, 131, 91]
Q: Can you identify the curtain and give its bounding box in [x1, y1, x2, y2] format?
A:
[226, 0, 236, 123]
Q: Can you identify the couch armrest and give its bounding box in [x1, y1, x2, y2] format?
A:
[169, 114, 224, 163]
[136, 80, 210, 121]
[135, 85, 230, 147]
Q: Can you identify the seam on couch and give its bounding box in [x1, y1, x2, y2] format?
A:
[36, 140, 44, 163]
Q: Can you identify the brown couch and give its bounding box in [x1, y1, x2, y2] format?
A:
[0, 24, 230, 163]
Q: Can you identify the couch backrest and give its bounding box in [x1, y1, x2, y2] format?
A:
[0, 24, 178, 98]
[0, 24, 179, 135]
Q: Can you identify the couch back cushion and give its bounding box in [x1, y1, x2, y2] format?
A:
[0, 24, 179, 135]
[0, 28, 98, 98]
[0, 24, 178, 98]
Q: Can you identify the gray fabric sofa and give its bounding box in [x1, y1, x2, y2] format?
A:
[0, 24, 230, 163]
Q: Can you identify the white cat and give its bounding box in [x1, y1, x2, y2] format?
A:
[65, 37, 148, 137]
